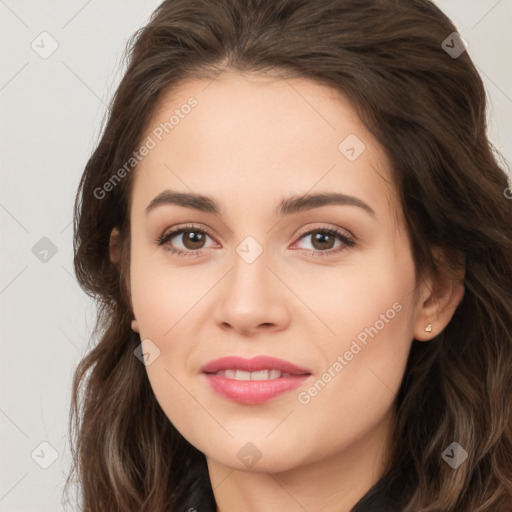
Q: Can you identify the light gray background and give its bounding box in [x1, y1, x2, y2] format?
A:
[1, 1, 511, 510]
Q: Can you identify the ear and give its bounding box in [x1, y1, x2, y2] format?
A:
[413, 247, 465, 341]
[109, 226, 136, 321]
[109, 227, 121, 264]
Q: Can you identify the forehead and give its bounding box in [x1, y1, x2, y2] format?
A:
[130, 70, 399, 224]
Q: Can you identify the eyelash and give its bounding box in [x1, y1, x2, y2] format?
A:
[156, 223, 356, 258]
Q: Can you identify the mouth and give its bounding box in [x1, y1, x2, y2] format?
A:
[200, 355, 313, 404]
[206, 369, 302, 380]
[200, 354, 312, 375]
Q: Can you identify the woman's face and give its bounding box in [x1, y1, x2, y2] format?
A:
[125, 71, 428, 474]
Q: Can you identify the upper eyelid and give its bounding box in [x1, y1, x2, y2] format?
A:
[295, 223, 354, 240]
[162, 223, 217, 241]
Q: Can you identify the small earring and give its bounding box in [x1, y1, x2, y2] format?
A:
[131, 319, 139, 333]
[424, 323, 432, 333]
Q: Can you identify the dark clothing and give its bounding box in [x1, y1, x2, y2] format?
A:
[350, 483, 400, 511]
[350, 463, 412, 511]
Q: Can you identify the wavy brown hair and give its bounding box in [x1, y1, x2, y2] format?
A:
[65, 0, 512, 510]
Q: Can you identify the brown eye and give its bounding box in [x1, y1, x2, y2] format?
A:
[180, 229, 207, 250]
[157, 225, 216, 255]
[309, 231, 336, 251]
[293, 226, 356, 257]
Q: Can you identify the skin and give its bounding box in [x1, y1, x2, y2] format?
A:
[110, 70, 464, 512]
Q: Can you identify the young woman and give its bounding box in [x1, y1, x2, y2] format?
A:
[66, 0, 512, 510]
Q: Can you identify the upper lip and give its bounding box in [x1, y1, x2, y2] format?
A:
[201, 355, 312, 375]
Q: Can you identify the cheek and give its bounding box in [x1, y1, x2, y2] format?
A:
[129, 252, 210, 445]
[130, 246, 209, 339]
[290, 303, 415, 462]
[296, 310, 412, 457]
[302, 246, 416, 432]
[290, 239, 417, 351]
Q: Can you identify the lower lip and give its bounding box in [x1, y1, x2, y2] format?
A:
[202, 373, 311, 404]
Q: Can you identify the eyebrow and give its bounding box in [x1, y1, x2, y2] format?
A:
[145, 189, 376, 218]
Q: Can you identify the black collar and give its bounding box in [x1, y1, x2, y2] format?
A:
[350, 463, 413, 511]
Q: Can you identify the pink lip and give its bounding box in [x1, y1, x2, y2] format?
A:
[200, 355, 312, 375]
[200, 355, 312, 405]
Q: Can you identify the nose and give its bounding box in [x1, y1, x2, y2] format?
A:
[212, 246, 291, 336]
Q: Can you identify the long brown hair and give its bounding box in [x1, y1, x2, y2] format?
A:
[66, 0, 512, 510]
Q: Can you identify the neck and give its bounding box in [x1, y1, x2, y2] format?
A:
[207, 409, 395, 512]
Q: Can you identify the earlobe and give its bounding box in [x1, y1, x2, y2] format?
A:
[413, 289, 438, 342]
[413, 248, 465, 342]
[109, 227, 121, 264]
